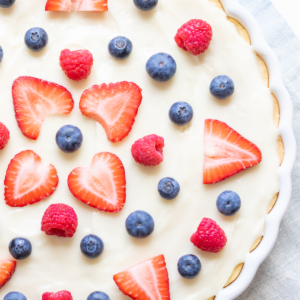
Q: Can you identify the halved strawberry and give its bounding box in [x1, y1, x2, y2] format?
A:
[45, 0, 108, 11]
[12, 76, 74, 140]
[113, 254, 170, 300]
[4, 150, 59, 207]
[68, 152, 126, 213]
[0, 260, 16, 289]
[204, 119, 262, 184]
[79, 82, 142, 143]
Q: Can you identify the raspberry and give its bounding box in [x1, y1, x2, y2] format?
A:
[131, 134, 164, 166]
[0, 122, 10, 150]
[190, 218, 227, 253]
[41, 204, 78, 238]
[59, 49, 93, 81]
[42, 291, 73, 300]
[175, 19, 213, 55]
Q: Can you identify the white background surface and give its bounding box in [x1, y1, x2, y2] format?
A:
[271, 0, 300, 38]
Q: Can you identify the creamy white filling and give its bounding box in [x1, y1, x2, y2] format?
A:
[0, 0, 279, 299]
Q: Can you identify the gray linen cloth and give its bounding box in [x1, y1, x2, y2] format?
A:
[232, 0, 300, 299]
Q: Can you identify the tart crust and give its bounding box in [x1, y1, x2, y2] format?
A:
[207, 0, 283, 298]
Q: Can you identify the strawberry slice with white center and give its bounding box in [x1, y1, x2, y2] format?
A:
[113, 254, 170, 300]
[12, 76, 74, 140]
[4, 150, 59, 207]
[79, 82, 142, 143]
[204, 119, 262, 184]
[68, 152, 126, 213]
[0, 260, 16, 289]
[45, 0, 108, 11]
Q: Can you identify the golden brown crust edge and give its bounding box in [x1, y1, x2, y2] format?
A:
[206, 0, 284, 298]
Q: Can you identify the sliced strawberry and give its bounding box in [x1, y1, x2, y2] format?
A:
[79, 82, 142, 143]
[113, 254, 170, 300]
[68, 152, 126, 213]
[45, 0, 108, 11]
[0, 260, 16, 289]
[204, 119, 262, 184]
[12, 76, 74, 140]
[4, 150, 59, 207]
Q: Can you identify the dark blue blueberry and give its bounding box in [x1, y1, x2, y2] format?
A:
[133, 0, 158, 11]
[126, 210, 154, 239]
[217, 190, 241, 216]
[9, 238, 32, 260]
[146, 53, 176, 82]
[158, 177, 180, 200]
[56, 125, 83, 153]
[87, 291, 110, 300]
[169, 102, 193, 126]
[0, 46, 3, 63]
[108, 36, 132, 60]
[4, 292, 27, 300]
[80, 234, 104, 259]
[210, 75, 234, 100]
[177, 254, 201, 279]
[24, 27, 48, 52]
[0, 0, 16, 8]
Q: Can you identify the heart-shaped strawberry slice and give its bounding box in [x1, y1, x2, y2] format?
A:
[12, 76, 74, 140]
[79, 81, 142, 142]
[4, 150, 59, 207]
[68, 152, 126, 212]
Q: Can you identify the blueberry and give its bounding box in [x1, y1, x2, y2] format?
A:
[80, 234, 104, 259]
[125, 210, 154, 239]
[210, 75, 234, 100]
[9, 238, 32, 260]
[177, 254, 201, 279]
[217, 190, 241, 216]
[56, 125, 83, 153]
[133, 0, 158, 11]
[169, 102, 193, 126]
[87, 291, 110, 300]
[4, 292, 27, 300]
[0, 46, 3, 63]
[24, 27, 48, 52]
[108, 36, 132, 60]
[0, 0, 16, 8]
[158, 177, 180, 200]
[146, 53, 176, 82]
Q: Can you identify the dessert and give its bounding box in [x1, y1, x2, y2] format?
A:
[0, 0, 280, 299]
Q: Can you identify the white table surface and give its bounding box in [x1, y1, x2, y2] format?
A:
[271, 0, 300, 39]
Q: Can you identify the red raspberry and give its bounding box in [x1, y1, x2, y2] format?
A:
[42, 291, 73, 300]
[0, 122, 10, 150]
[41, 204, 78, 238]
[175, 19, 213, 55]
[190, 218, 227, 253]
[59, 49, 93, 81]
[131, 134, 164, 166]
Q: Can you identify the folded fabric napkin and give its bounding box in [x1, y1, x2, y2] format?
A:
[235, 0, 300, 299]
